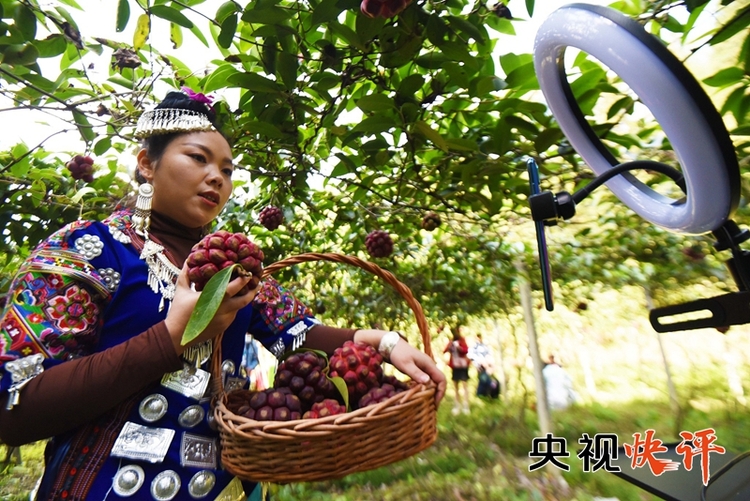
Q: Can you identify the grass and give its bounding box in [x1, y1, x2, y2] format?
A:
[3, 395, 748, 500]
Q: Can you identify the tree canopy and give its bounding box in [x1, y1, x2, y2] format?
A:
[1, 0, 748, 326]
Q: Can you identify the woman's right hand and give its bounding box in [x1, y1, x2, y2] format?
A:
[165, 264, 258, 356]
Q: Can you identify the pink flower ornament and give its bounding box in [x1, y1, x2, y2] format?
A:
[181, 86, 215, 110]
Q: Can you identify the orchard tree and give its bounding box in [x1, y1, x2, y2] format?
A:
[0, 0, 748, 320]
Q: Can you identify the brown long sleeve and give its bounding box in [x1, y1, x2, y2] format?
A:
[0, 321, 182, 446]
[304, 325, 357, 355]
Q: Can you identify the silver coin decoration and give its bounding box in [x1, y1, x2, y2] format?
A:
[206, 411, 218, 431]
[112, 464, 145, 497]
[74, 234, 104, 260]
[188, 470, 216, 499]
[178, 405, 205, 429]
[139, 394, 168, 423]
[97, 267, 121, 292]
[221, 359, 235, 375]
[151, 470, 181, 501]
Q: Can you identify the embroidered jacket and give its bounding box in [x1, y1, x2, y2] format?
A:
[0, 210, 318, 500]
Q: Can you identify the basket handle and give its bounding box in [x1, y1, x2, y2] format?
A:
[211, 253, 434, 396]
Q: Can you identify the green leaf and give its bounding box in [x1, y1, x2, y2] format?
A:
[70, 186, 97, 204]
[329, 21, 364, 51]
[216, 1, 238, 23]
[709, 7, 750, 45]
[534, 127, 562, 153]
[353, 115, 396, 133]
[116, 0, 130, 32]
[13, 4, 37, 41]
[413, 120, 447, 151]
[72, 110, 96, 143]
[189, 23, 209, 46]
[398, 74, 424, 97]
[329, 375, 349, 410]
[242, 7, 294, 25]
[32, 34, 67, 58]
[133, 14, 150, 51]
[445, 138, 478, 152]
[277, 50, 298, 91]
[1, 43, 39, 66]
[242, 120, 284, 138]
[151, 5, 194, 28]
[703, 67, 745, 87]
[311, 0, 340, 26]
[181, 265, 236, 345]
[167, 23, 182, 48]
[203, 63, 239, 92]
[526, 0, 534, 17]
[227, 72, 282, 93]
[356, 94, 394, 113]
[94, 136, 112, 156]
[217, 12, 237, 49]
[446, 16, 484, 44]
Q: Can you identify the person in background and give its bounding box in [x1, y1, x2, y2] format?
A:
[241, 334, 266, 391]
[468, 334, 493, 398]
[542, 354, 577, 410]
[444, 326, 471, 415]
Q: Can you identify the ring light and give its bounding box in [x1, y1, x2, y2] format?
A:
[533, 3, 739, 234]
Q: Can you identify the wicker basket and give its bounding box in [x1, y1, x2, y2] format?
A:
[211, 253, 438, 484]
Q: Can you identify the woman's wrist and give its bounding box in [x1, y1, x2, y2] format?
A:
[353, 329, 407, 362]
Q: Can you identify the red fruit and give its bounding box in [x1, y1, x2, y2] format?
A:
[360, 0, 411, 17]
[266, 390, 287, 408]
[359, 384, 398, 408]
[66, 155, 95, 182]
[243, 408, 256, 420]
[328, 341, 384, 406]
[273, 407, 291, 421]
[258, 205, 284, 230]
[365, 230, 394, 258]
[285, 394, 302, 413]
[274, 350, 336, 412]
[255, 406, 274, 421]
[187, 231, 264, 293]
[249, 391, 268, 410]
[381, 374, 414, 392]
[421, 212, 442, 231]
[302, 399, 346, 419]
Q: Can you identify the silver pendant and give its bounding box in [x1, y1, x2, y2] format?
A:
[138, 394, 168, 423]
[188, 470, 216, 499]
[180, 432, 217, 469]
[150, 470, 181, 501]
[161, 366, 210, 401]
[183, 341, 213, 369]
[110, 421, 174, 463]
[221, 359, 235, 375]
[178, 405, 206, 429]
[112, 464, 145, 497]
[224, 377, 246, 393]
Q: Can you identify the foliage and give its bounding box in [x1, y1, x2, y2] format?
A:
[0, 0, 749, 319]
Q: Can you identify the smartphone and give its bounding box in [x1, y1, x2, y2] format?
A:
[526, 158, 554, 311]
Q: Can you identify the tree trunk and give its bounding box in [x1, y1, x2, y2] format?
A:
[517, 260, 553, 436]
[644, 287, 680, 415]
[492, 319, 508, 397]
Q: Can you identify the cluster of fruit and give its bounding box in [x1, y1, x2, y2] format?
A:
[225, 341, 414, 421]
[360, 0, 412, 18]
[186, 231, 264, 294]
[65, 155, 95, 183]
[258, 205, 284, 230]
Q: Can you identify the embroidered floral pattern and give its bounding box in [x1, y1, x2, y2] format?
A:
[252, 278, 313, 334]
[44, 285, 98, 333]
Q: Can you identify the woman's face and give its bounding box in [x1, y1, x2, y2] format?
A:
[137, 131, 234, 228]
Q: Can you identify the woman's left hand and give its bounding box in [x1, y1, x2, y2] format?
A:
[353, 329, 446, 404]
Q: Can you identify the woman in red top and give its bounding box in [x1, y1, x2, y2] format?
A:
[444, 325, 470, 415]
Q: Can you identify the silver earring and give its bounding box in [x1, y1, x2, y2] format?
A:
[132, 183, 153, 236]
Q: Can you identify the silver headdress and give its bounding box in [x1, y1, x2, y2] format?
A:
[134, 108, 215, 138]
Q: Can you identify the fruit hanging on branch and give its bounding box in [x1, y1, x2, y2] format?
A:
[181, 231, 264, 346]
[360, 0, 411, 18]
[66, 155, 95, 182]
[421, 212, 442, 232]
[365, 230, 394, 258]
[258, 205, 284, 230]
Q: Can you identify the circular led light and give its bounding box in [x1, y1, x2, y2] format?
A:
[533, 4, 739, 234]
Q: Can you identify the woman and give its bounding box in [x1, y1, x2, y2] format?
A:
[444, 326, 470, 415]
[0, 90, 445, 500]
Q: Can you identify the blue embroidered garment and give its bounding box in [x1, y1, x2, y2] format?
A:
[0, 210, 318, 500]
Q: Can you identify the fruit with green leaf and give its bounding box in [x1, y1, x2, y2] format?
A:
[328, 341, 384, 406]
[274, 350, 338, 410]
[186, 231, 264, 295]
[66, 155, 95, 182]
